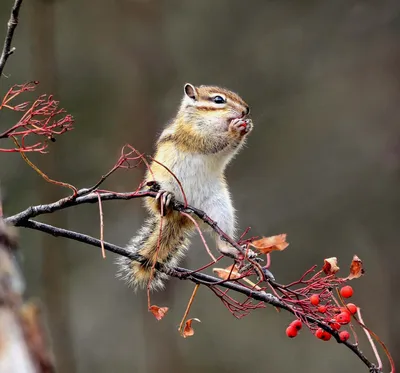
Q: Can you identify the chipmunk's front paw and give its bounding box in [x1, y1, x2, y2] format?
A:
[229, 118, 253, 136]
[155, 190, 175, 216]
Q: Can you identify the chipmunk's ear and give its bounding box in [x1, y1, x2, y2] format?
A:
[184, 83, 198, 101]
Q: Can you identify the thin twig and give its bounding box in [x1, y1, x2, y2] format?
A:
[96, 192, 106, 258]
[357, 308, 382, 370]
[178, 284, 200, 335]
[12, 137, 78, 195]
[180, 211, 217, 262]
[150, 157, 188, 207]
[0, 0, 24, 80]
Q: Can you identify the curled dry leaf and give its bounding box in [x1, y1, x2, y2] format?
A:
[322, 257, 340, 275]
[250, 234, 289, 254]
[346, 255, 365, 280]
[213, 264, 241, 280]
[213, 264, 263, 290]
[182, 318, 201, 338]
[149, 305, 169, 321]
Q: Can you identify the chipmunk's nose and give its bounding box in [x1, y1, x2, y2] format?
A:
[243, 106, 250, 116]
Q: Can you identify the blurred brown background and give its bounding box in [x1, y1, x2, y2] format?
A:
[1, 0, 400, 372]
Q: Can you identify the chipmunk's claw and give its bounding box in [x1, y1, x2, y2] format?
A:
[229, 118, 253, 135]
[236, 246, 260, 271]
[236, 245, 275, 281]
[155, 190, 174, 216]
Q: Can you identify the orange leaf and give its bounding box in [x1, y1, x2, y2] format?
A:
[346, 255, 364, 280]
[322, 257, 340, 275]
[182, 318, 201, 338]
[149, 305, 168, 321]
[249, 234, 289, 254]
[213, 264, 241, 280]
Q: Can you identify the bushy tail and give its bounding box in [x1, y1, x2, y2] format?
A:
[117, 215, 191, 290]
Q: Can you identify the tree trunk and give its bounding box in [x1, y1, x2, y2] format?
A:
[0, 218, 55, 373]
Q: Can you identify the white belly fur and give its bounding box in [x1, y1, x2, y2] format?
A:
[160, 151, 236, 238]
[166, 152, 224, 206]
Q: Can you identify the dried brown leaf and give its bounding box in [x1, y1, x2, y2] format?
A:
[149, 305, 168, 321]
[323, 257, 340, 275]
[213, 264, 241, 280]
[250, 234, 289, 254]
[347, 255, 364, 280]
[182, 318, 201, 338]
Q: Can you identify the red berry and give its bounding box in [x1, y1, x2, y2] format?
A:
[345, 303, 357, 315]
[335, 311, 351, 324]
[315, 328, 331, 341]
[340, 286, 354, 298]
[339, 331, 350, 342]
[290, 319, 303, 331]
[318, 305, 327, 313]
[315, 328, 324, 339]
[286, 325, 298, 338]
[321, 332, 332, 341]
[310, 294, 320, 305]
[330, 322, 341, 331]
[340, 307, 351, 317]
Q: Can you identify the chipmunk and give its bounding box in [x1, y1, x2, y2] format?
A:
[117, 83, 253, 290]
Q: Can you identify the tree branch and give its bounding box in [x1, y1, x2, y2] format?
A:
[5, 190, 152, 225]
[0, 0, 24, 80]
[5, 188, 250, 259]
[5, 193, 379, 372]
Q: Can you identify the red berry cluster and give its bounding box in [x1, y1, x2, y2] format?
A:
[286, 319, 302, 338]
[285, 285, 357, 343]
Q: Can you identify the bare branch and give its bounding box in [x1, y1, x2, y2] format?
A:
[16, 217, 378, 372]
[5, 188, 255, 264]
[5, 190, 153, 225]
[0, 0, 24, 80]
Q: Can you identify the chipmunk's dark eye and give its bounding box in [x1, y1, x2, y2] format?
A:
[212, 95, 226, 104]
